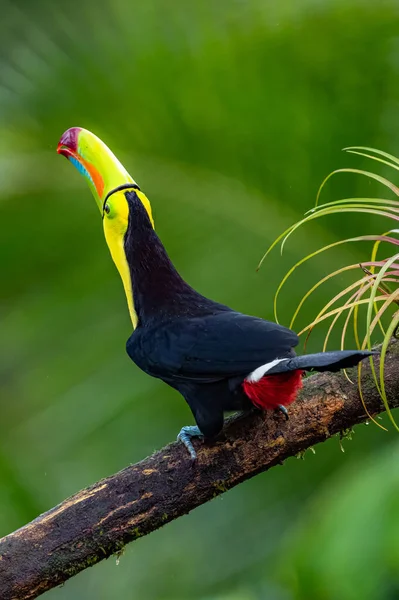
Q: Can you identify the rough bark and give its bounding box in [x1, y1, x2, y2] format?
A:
[1, 341, 398, 600]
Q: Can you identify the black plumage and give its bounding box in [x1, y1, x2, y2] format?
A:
[124, 191, 372, 440]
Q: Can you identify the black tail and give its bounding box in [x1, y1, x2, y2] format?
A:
[268, 350, 374, 374]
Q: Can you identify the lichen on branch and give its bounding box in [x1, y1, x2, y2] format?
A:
[0, 341, 398, 600]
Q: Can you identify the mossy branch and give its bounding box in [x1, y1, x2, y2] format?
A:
[1, 341, 399, 600]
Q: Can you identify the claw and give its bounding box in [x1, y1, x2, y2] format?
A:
[177, 425, 204, 460]
[277, 404, 289, 420]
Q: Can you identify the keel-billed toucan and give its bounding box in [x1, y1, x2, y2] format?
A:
[57, 127, 372, 459]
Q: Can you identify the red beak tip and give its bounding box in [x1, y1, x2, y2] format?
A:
[58, 127, 81, 153]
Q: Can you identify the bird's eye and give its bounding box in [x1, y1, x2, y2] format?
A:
[104, 203, 110, 215]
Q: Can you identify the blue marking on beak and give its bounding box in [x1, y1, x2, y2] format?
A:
[69, 156, 94, 186]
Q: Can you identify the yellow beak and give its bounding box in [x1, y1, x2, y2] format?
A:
[57, 127, 138, 213]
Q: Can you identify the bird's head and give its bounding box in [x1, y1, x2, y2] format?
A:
[57, 127, 154, 327]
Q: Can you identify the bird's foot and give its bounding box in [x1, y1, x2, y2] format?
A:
[177, 426, 204, 461]
[276, 404, 289, 420]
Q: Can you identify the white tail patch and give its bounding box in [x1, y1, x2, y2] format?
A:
[246, 358, 289, 383]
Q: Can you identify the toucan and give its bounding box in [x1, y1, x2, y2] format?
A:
[57, 127, 372, 459]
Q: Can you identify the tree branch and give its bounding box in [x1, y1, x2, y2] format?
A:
[1, 341, 399, 600]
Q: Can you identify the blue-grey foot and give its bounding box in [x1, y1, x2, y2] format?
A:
[277, 404, 289, 420]
[177, 425, 204, 460]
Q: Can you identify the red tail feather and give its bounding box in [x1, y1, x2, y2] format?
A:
[242, 370, 303, 410]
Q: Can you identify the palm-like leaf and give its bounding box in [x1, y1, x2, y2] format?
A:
[265, 148, 399, 430]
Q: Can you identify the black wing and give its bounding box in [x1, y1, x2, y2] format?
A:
[127, 311, 299, 382]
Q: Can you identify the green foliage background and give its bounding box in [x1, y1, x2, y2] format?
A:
[1, 1, 399, 598]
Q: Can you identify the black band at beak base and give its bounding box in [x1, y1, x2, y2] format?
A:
[102, 183, 141, 214]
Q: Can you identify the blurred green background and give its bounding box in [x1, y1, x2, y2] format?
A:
[1, 0, 399, 598]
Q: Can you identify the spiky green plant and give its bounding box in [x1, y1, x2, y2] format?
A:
[262, 147, 399, 431]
